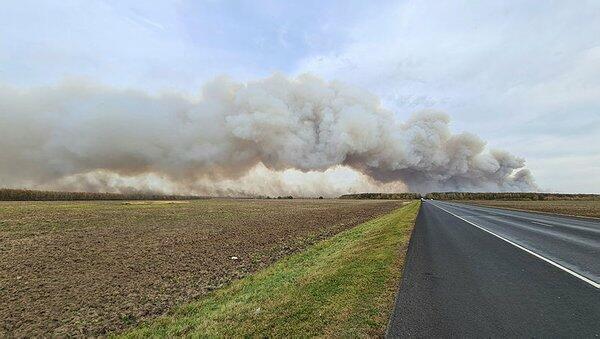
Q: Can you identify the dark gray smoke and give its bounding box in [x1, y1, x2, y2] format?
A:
[0, 74, 536, 195]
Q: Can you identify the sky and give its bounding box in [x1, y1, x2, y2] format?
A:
[1, 0, 599, 193]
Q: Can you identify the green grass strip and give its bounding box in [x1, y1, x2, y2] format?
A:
[119, 201, 420, 337]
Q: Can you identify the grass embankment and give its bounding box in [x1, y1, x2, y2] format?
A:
[120, 201, 420, 337]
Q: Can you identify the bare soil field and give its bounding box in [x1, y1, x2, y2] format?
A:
[466, 200, 600, 218]
[0, 199, 405, 337]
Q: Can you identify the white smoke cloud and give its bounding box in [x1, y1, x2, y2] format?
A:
[0, 74, 536, 195]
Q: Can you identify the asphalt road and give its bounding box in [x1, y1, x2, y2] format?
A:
[387, 200, 600, 338]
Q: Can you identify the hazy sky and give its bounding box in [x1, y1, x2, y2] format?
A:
[1, 0, 599, 193]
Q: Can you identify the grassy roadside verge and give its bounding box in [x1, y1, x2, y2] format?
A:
[119, 201, 420, 337]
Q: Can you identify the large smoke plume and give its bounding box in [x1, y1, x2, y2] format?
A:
[0, 74, 536, 196]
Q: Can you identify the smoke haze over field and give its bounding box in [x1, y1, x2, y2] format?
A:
[0, 74, 536, 196]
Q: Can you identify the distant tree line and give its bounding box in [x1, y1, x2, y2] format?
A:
[423, 192, 600, 201]
[339, 192, 599, 201]
[3, 188, 596, 201]
[0, 188, 209, 201]
[339, 193, 422, 200]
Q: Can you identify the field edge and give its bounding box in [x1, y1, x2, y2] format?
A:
[463, 200, 600, 219]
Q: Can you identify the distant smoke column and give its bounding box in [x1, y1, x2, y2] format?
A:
[0, 74, 537, 194]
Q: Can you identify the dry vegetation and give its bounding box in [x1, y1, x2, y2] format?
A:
[465, 200, 600, 218]
[0, 188, 207, 201]
[0, 198, 405, 337]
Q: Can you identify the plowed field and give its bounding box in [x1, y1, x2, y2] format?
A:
[0, 199, 405, 336]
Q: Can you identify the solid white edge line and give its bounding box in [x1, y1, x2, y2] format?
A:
[429, 201, 600, 289]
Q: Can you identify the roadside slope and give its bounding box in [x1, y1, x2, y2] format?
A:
[120, 201, 420, 337]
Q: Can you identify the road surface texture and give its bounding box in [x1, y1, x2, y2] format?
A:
[387, 200, 600, 338]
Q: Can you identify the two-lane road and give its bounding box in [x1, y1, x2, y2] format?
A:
[387, 200, 600, 338]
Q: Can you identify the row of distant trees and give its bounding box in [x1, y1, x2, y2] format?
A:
[423, 192, 599, 201]
[340, 192, 599, 201]
[340, 193, 422, 200]
[0, 188, 208, 201]
[1, 188, 598, 201]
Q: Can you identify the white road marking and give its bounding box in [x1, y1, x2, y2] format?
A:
[430, 201, 600, 289]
